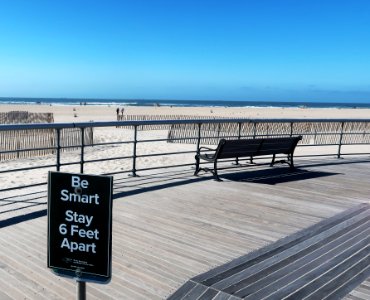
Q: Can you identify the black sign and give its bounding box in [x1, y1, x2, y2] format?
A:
[47, 171, 113, 283]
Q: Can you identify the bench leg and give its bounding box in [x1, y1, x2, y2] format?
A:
[214, 160, 221, 181]
[194, 155, 200, 176]
[289, 153, 295, 169]
[270, 154, 276, 167]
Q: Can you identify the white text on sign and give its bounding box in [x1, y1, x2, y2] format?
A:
[59, 176, 100, 253]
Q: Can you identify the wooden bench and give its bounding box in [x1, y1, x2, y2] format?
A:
[194, 136, 302, 180]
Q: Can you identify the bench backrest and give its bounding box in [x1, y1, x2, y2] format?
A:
[216, 136, 302, 159]
[258, 136, 302, 156]
[216, 139, 263, 159]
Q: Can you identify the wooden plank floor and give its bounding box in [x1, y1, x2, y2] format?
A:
[168, 203, 370, 299]
[0, 156, 369, 299]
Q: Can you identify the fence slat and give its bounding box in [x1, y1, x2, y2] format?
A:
[0, 111, 93, 161]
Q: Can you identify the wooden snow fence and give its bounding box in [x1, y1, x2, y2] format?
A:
[0, 111, 93, 161]
[167, 121, 370, 145]
[116, 115, 370, 146]
[117, 114, 226, 130]
[0, 111, 54, 124]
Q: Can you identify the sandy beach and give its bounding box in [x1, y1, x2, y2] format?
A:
[1, 103, 370, 123]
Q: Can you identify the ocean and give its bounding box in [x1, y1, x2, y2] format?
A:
[0, 97, 369, 109]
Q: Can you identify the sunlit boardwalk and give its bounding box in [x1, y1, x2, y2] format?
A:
[0, 156, 369, 299]
[169, 203, 370, 299]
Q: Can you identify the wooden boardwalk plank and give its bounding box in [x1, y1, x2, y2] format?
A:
[197, 288, 219, 299]
[234, 223, 370, 297]
[212, 208, 370, 290]
[307, 258, 370, 300]
[181, 283, 208, 299]
[0, 157, 370, 299]
[169, 202, 370, 300]
[193, 204, 369, 285]
[263, 242, 369, 299]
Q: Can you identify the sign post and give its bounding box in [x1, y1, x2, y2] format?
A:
[47, 171, 113, 296]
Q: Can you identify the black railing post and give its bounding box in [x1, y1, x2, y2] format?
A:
[89, 123, 94, 146]
[196, 123, 202, 154]
[253, 122, 257, 139]
[290, 122, 293, 137]
[131, 125, 138, 177]
[80, 127, 85, 173]
[235, 122, 242, 165]
[56, 128, 61, 171]
[194, 122, 202, 170]
[338, 122, 344, 158]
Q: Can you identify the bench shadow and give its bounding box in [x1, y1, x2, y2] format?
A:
[220, 167, 340, 184]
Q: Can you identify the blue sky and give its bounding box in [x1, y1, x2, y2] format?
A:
[1, 0, 370, 102]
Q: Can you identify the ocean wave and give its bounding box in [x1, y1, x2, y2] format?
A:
[0, 98, 369, 109]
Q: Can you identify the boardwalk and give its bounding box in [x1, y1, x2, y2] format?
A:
[0, 156, 369, 299]
[169, 204, 370, 299]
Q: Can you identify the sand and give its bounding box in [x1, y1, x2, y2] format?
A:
[1, 103, 369, 192]
[1, 103, 370, 123]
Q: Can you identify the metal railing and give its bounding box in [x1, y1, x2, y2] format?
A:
[1, 118, 370, 182]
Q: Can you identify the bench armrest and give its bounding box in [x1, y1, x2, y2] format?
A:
[199, 146, 217, 152]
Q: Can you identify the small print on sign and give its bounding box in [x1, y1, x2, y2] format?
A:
[48, 172, 113, 284]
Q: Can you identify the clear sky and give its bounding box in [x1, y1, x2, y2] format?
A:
[1, 0, 370, 102]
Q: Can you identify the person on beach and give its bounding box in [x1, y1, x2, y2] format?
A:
[121, 107, 125, 115]
[116, 107, 119, 115]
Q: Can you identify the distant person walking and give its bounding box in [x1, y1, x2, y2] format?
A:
[116, 107, 119, 115]
[121, 107, 125, 115]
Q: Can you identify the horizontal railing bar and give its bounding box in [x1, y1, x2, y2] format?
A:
[57, 161, 82, 167]
[134, 162, 196, 172]
[0, 182, 46, 192]
[337, 152, 370, 156]
[137, 138, 173, 143]
[0, 190, 46, 201]
[103, 170, 132, 176]
[342, 132, 370, 134]
[0, 164, 57, 174]
[59, 145, 84, 150]
[136, 150, 195, 158]
[91, 140, 133, 147]
[4, 134, 366, 156]
[341, 143, 370, 145]
[0, 146, 57, 154]
[294, 153, 354, 158]
[298, 144, 343, 147]
[84, 155, 133, 164]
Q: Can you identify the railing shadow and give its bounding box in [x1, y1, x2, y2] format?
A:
[0, 168, 210, 229]
[113, 172, 210, 198]
[0, 156, 369, 229]
[0, 209, 47, 228]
